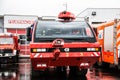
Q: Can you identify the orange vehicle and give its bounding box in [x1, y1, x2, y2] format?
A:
[27, 11, 101, 76]
[95, 19, 120, 68]
[0, 33, 19, 63]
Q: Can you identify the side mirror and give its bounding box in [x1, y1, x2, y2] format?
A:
[18, 39, 20, 43]
[26, 27, 31, 41]
[93, 27, 97, 36]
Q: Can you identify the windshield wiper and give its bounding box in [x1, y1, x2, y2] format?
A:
[35, 38, 54, 42]
[64, 38, 96, 42]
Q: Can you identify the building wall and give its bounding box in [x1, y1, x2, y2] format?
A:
[0, 16, 4, 33]
[78, 8, 120, 26]
[4, 15, 38, 56]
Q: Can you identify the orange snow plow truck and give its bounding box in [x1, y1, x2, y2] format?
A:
[95, 19, 120, 69]
[26, 11, 101, 76]
[0, 33, 19, 63]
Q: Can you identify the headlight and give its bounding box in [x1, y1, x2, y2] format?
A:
[87, 48, 99, 51]
[32, 48, 46, 53]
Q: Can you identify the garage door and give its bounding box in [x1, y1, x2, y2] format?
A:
[7, 29, 26, 34]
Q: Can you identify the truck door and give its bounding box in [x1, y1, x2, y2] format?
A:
[103, 26, 114, 64]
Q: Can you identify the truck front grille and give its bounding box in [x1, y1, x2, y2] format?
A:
[0, 49, 13, 53]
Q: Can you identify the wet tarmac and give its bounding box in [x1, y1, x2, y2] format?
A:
[0, 59, 120, 80]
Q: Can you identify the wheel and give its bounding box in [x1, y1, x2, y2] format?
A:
[56, 66, 66, 71]
[55, 66, 66, 77]
[70, 66, 88, 76]
[13, 50, 19, 63]
[78, 69, 88, 76]
[14, 54, 19, 63]
[69, 66, 79, 76]
[56, 66, 66, 74]
[93, 61, 103, 68]
[102, 62, 110, 68]
[30, 65, 40, 78]
[30, 64, 44, 79]
[117, 64, 120, 70]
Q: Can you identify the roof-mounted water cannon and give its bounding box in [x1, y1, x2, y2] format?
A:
[58, 11, 75, 21]
[52, 39, 64, 47]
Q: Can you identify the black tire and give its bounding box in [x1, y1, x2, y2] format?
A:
[13, 50, 19, 63]
[16, 50, 19, 63]
[117, 64, 120, 70]
[78, 69, 88, 76]
[31, 66, 40, 77]
[14, 55, 19, 63]
[56, 66, 66, 72]
[69, 66, 79, 76]
[55, 66, 66, 77]
[70, 66, 88, 76]
[56, 66, 66, 75]
[101, 62, 110, 68]
[93, 61, 102, 68]
[30, 64, 44, 79]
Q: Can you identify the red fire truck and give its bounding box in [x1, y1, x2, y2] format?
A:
[0, 33, 19, 63]
[27, 11, 101, 76]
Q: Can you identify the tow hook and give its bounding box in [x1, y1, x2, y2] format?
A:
[53, 48, 60, 60]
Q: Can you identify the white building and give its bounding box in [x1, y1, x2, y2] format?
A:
[0, 16, 4, 33]
[4, 15, 38, 56]
[78, 8, 120, 26]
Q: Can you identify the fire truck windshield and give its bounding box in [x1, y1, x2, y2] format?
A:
[34, 21, 96, 42]
[0, 37, 13, 44]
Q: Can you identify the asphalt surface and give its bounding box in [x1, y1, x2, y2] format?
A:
[0, 59, 120, 80]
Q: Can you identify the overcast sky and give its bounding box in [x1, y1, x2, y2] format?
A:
[0, 0, 120, 16]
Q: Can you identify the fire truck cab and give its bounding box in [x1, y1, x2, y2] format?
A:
[0, 33, 19, 63]
[27, 11, 101, 76]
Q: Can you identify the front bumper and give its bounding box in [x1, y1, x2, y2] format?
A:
[31, 52, 100, 70]
[0, 54, 17, 63]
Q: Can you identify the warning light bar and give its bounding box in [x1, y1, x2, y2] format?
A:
[58, 11, 75, 20]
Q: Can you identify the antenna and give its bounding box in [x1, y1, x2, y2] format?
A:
[63, 3, 67, 11]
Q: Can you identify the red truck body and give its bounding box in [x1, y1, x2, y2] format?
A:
[0, 33, 19, 63]
[27, 11, 101, 76]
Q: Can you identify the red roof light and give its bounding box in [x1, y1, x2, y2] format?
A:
[58, 11, 75, 20]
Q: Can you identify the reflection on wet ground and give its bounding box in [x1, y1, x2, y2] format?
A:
[0, 59, 120, 80]
[0, 64, 18, 80]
